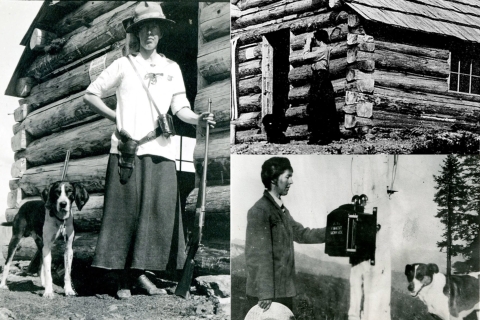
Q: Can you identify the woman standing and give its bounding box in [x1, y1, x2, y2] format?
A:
[83, 2, 215, 299]
[304, 29, 341, 145]
[245, 157, 326, 314]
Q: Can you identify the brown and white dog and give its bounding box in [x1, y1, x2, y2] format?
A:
[405, 263, 479, 320]
[0, 182, 89, 298]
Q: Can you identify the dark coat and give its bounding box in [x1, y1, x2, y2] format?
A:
[245, 190, 325, 300]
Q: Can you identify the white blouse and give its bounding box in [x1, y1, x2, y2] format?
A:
[86, 52, 190, 161]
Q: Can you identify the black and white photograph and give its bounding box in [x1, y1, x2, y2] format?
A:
[230, 0, 480, 155]
[231, 154, 479, 320]
[0, 1, 230, 319]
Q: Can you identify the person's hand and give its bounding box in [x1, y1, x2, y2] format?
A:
[258, 299, 272, 311]
[198, 112, 215, 128]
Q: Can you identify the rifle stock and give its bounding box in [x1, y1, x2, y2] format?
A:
[175, 99, 211, 298]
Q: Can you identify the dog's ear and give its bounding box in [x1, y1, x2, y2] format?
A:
[427, 263, 439, 274]
[41, 185, 52, 209]
[73, 183, 89, 211]
[405, 264, 413, 276]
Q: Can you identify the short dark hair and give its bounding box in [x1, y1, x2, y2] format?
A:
[314, 29, 329, 44]
[261, 157, 293, 189]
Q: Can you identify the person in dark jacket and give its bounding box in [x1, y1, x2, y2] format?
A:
[245, 157, 326, 314]
[304, 29, 341, 145]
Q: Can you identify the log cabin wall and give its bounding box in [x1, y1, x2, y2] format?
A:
[4, 1, 230, 276]
[231, 0, 351, 143]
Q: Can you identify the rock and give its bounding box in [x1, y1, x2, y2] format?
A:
[195, 275, 230, 298]
[0, 308, 16, 320]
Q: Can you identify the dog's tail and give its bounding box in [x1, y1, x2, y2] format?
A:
[0, 222, 13, 227]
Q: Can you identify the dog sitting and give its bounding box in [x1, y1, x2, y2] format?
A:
[262, 113, 289, 144]
[0, 181, 89, 298]
[405, 263, 479, 320]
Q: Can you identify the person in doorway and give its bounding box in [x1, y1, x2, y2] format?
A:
[303, 29, 341, 145]
[245, 157, 326, 314]
[83, 2, 215, 299]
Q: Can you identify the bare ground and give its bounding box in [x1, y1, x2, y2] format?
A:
[0, 261, 230, 320]
[232, 129, 480, 155]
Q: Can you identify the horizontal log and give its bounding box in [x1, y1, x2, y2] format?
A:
[25, 2, 135, 81]
[21, 118, 114, 167]
[239, 75, 261, 94]
[289, 78, 346, 103]
[186, 185, 230, 215]
[375, 40, 449, 60]
[359, 49, 450, 78]
[238, 59, 261, 78]
[231, 3, 241, 20]
[346, 69, 373, 82]
[285, 97, 345, 124]
[11, 130, 32, 152]
[238, 43, 261, 63]
[291, 24, 348, 50]
[0, 232, 230, 275]
[19, 46, 124, 111]
[355, 101, 373, 118]
[7, 189, 23, 209]
[55, 1, 128, 37]
[372, 110, 461, 131]
[288, 58, 348, 86]
[237, 0, 278, 10]
[347, 33, 373, 46]
[348, 13, 361, 28]
[15, 77, 37, 98]
[374, 70, 448, 95]
[373, 86, 480, 122]
[11, 158, 27, 179]
[234, 11, 336, 45]
[329, 0, 344, 9]
[1, 232, 98, 263]
[14, 104, 33, 122]
[200, 2, 230, 42]
[235, 129, 266, 143]
[345, 79, 375, 94]
[9, 179, 20, 191]
[285, 124, 309, 140]
[231, 112, 260, 130]
[18, 154, 109, 197]
[194, 79, 231, 128]
[194, 128, 230, 165]
[198, 35, 231, 82]
[233, 0, 326, 29]
[30, 28, 56, 51]
[289, 41, 347, 66]
[14, 92, 116, 139]
[238, 93, 261, 113]
[6, 194, 104, 233]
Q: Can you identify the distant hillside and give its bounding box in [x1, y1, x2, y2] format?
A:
[232, 241, 433, 320]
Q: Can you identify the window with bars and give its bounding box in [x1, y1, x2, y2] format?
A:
[449, 52, 480, 95]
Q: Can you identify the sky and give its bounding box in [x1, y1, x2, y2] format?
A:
[231, 155, 450, 272]
[0, 1, 43, 250]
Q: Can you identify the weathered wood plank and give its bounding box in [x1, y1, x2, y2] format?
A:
[14, 92, 116, 139]
[29, 28, 56, 51]
[15, 77, 37, 98]
[239, 75, 261, 94]
[21, 118, 114, 167]
[235, 129, 266, 143]
[198, 35, 231, 82]
[231, 111, 260, 130]
[200, 2, 230, 41]
[18, 155, 109, 197]
[239, 93, 261, 113]
[14, 104, 33, 122]
[25, 2, 135, 80]
[373, 70, 448, 95]
[375, 40, 449, 60]
[238, 59, 261, 78]
[55, 1, 128, 37]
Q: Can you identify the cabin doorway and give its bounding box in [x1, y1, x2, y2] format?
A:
[261, 29, 290, 129]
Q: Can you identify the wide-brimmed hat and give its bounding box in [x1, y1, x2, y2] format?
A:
[244, 302, 295, 320]
[125, 2, 175, 34]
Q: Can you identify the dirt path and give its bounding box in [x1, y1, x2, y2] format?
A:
[0, 262, 230, 320]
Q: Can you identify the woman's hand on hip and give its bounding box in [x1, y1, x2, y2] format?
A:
[258, 299, 272, 311]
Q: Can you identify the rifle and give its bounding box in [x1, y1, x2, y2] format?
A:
[175, 98, 211, 298]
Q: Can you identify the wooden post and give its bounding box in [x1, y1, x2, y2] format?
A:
[348, 155, 392, 320]
[261, 35, 273, 133]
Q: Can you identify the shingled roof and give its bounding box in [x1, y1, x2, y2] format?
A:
[346, 0, 480, 43]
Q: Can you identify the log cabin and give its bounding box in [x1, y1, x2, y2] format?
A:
[230, 0, 480, 145]
[4, 1, 230, 277]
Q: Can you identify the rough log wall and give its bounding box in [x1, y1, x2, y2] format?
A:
[6, 2, 231, 271]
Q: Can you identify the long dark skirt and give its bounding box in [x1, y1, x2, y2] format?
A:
[307, 69, 341, 142]
[92, 154, 186, 271]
